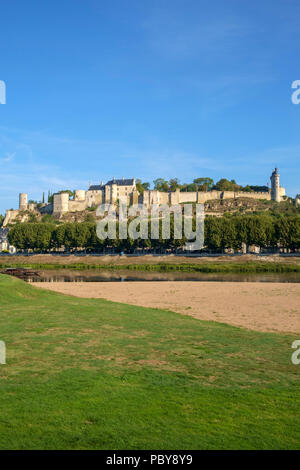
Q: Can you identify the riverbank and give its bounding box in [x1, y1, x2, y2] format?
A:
[34, 280, 300, 334]
[1, 253, 300, 273]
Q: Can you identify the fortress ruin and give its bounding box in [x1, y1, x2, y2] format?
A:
[3, 169, 286, 226]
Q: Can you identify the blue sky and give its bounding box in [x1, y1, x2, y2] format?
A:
[0, 0, 300, 213]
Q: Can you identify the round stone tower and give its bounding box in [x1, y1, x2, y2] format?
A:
[270, 168, 280, 202]
[74, 190, 86, 201]
[53, 192, 69, 216]
[59, 192, 69, 213]
[19, 193, 28, 211]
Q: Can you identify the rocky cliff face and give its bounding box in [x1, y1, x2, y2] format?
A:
[204, 197, 273, 216]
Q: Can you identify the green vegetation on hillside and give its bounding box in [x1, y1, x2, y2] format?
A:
[0, 274, 299, 449]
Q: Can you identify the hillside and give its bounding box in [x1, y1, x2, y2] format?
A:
[4, 197, 300, 226]
[205, 197, 300, 216]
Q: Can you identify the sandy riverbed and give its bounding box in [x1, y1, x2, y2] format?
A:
[34, 281, 300, 334]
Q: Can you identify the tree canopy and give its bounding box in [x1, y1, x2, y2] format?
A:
[7, 215, 300, 253]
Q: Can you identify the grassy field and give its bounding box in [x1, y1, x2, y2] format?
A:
[0, 273, 299, 449]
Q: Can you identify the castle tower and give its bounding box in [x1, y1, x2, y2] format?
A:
[53, 192, 69, 216]
[19, 193, 28, 211]
[270, 168, 280, 202]
[105, 184, 110, 203]
[111, 183, 118, 203]
[74, 190, 86, 201]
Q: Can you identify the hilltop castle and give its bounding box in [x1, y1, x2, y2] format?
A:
[3, 169, 286, 226]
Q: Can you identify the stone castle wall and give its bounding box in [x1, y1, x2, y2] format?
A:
[142, 189, 271, 206]
[3, 169, 286, 226]
[46, 187, 274, 218]
[68, 200, 88, 212]
[86, 190, 103, 207]
[3, 210, 19, 227]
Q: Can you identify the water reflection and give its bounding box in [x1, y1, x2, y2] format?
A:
[26, 269, 300, 283]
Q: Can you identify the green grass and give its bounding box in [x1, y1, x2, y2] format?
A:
[1, 261, 300, 273]
[0, 274, 299, 449]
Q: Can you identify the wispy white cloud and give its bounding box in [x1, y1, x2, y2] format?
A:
[0, 124, 298, 214]
[142, 11, 254, 60]
[0, 126, 225, 212]
[0, 152, 15, 162]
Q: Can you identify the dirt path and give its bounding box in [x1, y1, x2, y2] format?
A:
[34, 281, 300, 334]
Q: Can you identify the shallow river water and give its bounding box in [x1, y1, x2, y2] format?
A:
[26, 269, 300, 283]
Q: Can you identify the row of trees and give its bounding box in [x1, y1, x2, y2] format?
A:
[7, 215, 300, 252]
[136, 178, 269, 193]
